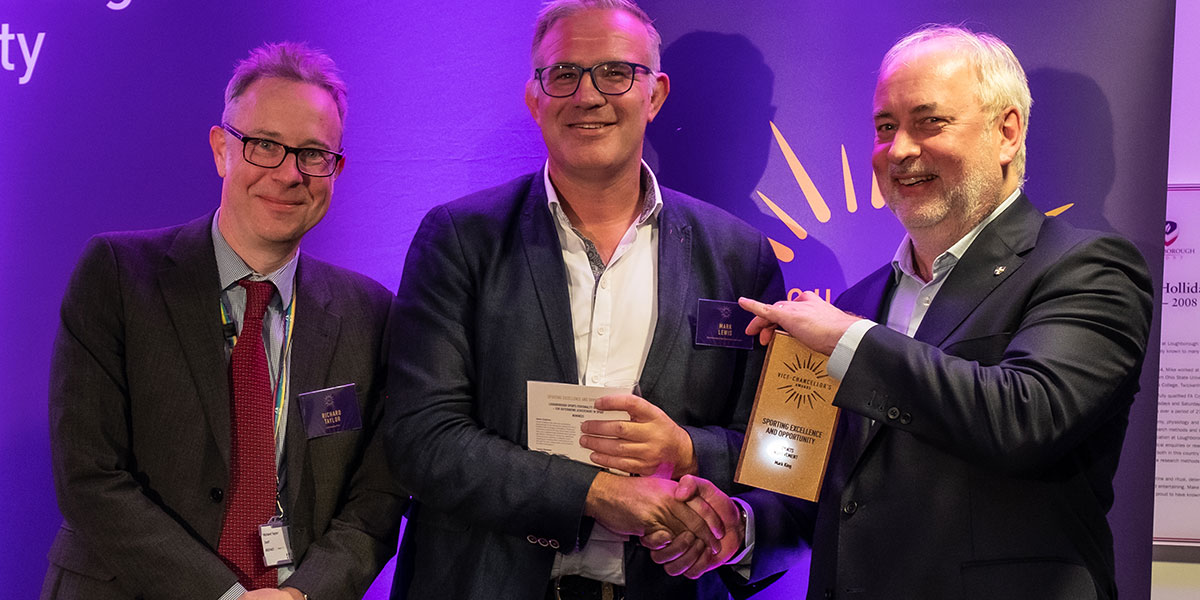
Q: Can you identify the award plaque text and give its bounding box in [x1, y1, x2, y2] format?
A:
[735, 331, 840, 501]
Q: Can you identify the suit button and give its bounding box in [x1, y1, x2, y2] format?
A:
[824, 589, 834, 599]
[526, 535, 538, 545]
[900, 412, 912, 425]
[886, 407, 900, 420]
[538, 538, 550, 547]
[549, 539, 560, 549]
[842, 500, 858, 515]
[209, 488, 223, 502]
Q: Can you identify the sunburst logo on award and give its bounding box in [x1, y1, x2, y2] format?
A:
[776, 352, 835, 409]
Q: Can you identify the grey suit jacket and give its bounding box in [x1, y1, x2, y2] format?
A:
[748, 195, 1153, 600]
[44, 213, 407, 600]
[384, 172, 786, 600]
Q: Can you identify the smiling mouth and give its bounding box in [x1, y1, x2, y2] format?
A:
[570, 123, 614, 130]
[260, 195, 304, 206]
[896, 174, 936, 186]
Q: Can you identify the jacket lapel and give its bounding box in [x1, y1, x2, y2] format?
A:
[639, 197, 692, 399]
[836, 264, 895, 324]
[913, 194, 1042, 346]
[283, 256, 340, 516]
[158, 213, 233, 467]
[518, 176, 579, 383]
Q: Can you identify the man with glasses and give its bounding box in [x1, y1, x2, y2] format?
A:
[385, 1, 785, 599]
[44, 42, 406, 600]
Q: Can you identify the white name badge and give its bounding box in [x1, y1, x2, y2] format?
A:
[259, 518, 294, 567]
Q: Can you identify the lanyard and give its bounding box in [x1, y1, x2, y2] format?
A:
[220, 287, 297, 446]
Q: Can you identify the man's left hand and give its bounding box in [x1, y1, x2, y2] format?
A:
[580, 394, 697, 478]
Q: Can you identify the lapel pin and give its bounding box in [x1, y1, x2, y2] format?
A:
[993, 265, 1007, 276]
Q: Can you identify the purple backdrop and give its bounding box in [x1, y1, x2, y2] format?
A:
[639, 1, 1174, 596]
[0, 1, 1173, 598]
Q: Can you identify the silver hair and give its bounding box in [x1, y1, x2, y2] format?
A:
[222, 41, 347, 126]
[882, 24, 1032, 182]
[531, 0, 662, 71]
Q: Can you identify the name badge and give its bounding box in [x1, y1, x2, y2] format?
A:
[695, 299, 754, 349]
[259, 517, 294, 567]
[298, 383, 363, 439]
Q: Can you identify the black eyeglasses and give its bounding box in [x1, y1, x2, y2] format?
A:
[533, 61, 653, 98]
[221, 123, 344, 177]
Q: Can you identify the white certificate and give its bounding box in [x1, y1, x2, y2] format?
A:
[526, 380, 630, 469]
[1155, 188, 1200, 549]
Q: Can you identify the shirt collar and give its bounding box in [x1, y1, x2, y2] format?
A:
[543, 160, 664, 229]
[891, 187, 1023, 283]
[211, 209, 298, 308]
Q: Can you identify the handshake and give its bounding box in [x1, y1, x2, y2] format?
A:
[580, 393, 747, 579]
[586, 471, 746, 578]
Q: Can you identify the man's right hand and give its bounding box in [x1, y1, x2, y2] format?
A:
[641, 475, 744, 578]
[739, 294, 861, 354]
[239, 589, 298, 599]
[584, 471, 723, 554]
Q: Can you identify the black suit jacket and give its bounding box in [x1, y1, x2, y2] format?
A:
[748, 195, 1153, 600]
[384, 172, 786, 600]
[44, 214, 407, 600]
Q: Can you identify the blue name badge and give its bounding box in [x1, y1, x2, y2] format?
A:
[695, 299, 755, 350]
[298, 383, 363, 439]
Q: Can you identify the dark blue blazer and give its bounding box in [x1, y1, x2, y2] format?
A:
[384, 172, 786, 600]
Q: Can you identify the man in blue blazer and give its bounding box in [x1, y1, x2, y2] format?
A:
[384, 1, 785, 599]
[44, 43, 406, 600]
[737, 25, 1153, 599]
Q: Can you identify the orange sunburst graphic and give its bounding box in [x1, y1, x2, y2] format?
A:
[776, 352, 836, 410]
[759, 121, 1073, 263]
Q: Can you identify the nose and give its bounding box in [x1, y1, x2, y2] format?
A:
[271, 150, 307, 184]
[887, 127, 920, 164]
[572, 69, 606, 106]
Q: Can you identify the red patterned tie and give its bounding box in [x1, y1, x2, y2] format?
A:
[218, 279, 278, 589]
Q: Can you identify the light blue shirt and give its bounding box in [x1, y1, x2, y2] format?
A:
[211, 210, 298, 597]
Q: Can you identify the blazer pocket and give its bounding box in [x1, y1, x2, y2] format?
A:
[47, 525, 116, 582]
[944, 332, 1014, 365]
[961, 557, 1096, 600]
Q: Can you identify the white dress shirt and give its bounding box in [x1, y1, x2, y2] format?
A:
[544, 162, 661, 585]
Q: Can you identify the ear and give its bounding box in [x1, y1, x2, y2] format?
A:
[996, 106, 1023, 167]
[209, 125, 228, 178]
[647, 71, 670, 122]
[332, 155, 347, 180]
[525, 79, 540, 120]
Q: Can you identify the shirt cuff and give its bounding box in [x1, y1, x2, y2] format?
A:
[727, 497, 756, 579]
[218, 582, 248, 600]
[827, 319, 876, 381]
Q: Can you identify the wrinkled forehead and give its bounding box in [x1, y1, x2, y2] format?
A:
[879, 40, 973, 86]
[533, 8, 655, 66]
[874, 43, 977, 108]
[229, 77, 344, 146]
